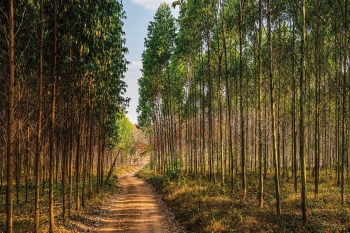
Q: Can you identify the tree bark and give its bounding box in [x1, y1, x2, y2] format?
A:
[258, 0, 264, 208]
[35, 0, 44, 230]
[6, 0, 15, 231]
[267, 0, 281, 215]
[300, 0, 308, 222]
[239, 0, 246, 199]
[49, 0, 57, 230]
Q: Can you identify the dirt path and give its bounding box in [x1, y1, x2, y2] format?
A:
[97, 157, 181, 233]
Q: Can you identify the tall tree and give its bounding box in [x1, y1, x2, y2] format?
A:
[49, 0, 57, 230]
[239, 0, 247, 199]
[267, 0, 281, 216]
[258, 0, 264, 208]
[6, 0, 15, 231]
[34, 0, 44, 230]
[341, 0, 348, 206]
[300, 0, 308, 223]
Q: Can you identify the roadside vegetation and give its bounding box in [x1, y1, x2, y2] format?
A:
[138, 165, 350, 232]
[0, 161, 141, 232]
[0, 175, 117, 232]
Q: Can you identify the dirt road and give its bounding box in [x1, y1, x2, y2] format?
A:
[98, 157, 181, 233]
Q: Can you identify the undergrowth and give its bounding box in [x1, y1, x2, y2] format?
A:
[137, 165, 350, 233]
[0, 171, 119, 232]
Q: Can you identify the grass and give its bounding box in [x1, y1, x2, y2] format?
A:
[137, 166, 350, 233]
[0, 170, 119, 232]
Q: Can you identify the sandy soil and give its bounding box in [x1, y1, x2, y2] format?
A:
[97, 157, 182, 233]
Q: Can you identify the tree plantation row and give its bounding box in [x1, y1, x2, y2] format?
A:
[0, 0, 134, 232]
[137, 0, 349, 224]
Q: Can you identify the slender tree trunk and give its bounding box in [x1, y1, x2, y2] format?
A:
[82, 122, 88, 207]
[62, 100, 68, 218]
[341, 0, 348, 206]
[220, 0, 233, 191]
[239, 0, 246, 199]
[25, 114, 30, 204]
[268, 0, 281, 215]
[88, 90, 93, 199]
[49, 0, 57, 230]
[104, 149, 121, 185]
[6, 0, 15, 231]
[97, 133, 101, 193]
[292, 4, 298, 194]
[75, 79, 83, 211]
[258, 0, 264, 208]
[68, 29, 73, 217]
[207, 32, 214, 183]
[35, 0, 44, 230]
[300, 0, 308, 222]
[314, 2, 321, 197]
[200, 47, 206, 178]
[216, 24, 224, 187]
[101, 134, 105, 188]
[15, 124, 20, 205]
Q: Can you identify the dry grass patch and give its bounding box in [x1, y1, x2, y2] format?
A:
[137, 166, 350, 233]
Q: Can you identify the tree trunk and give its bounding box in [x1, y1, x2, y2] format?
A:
[104, 149, 122, 185]
[35, 0, 44, 230]
[314, 1, 321, 197]
[239, 0, 246, 199]
[49, 0, 57, 230]
[268, 0, 281, 215]
[6, 0, 15, 231]
[258, 0, 264, 208]
[300, 0, 308, 222]
[341, 0, 348, 206]
[292, 3, 298, 194]
[75, 79, 83, 211]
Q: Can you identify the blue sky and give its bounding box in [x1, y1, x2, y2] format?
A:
[122, 0, 178, 124]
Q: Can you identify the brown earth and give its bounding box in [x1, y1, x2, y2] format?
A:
[97, 157, 184, 233]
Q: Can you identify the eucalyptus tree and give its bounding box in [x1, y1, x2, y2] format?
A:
[6, 0, 15, 231]
[267, 0, 281, 215]
[340, 0, 348, 206]
[138, 3, 176, 174]
[300, 0, 308, 223]
[173, 0, 207, 177]
[218, 0, 235, 191]
[258, 0, 264, 208]
[49, 0, 57, 230]
[34, 0, 44, 230]
[239, 0, 247, 198]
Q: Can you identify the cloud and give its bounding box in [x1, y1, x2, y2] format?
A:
[127, 61, 143, 76]
[124, 61, 143, 124]
[131, 0, 175, 10]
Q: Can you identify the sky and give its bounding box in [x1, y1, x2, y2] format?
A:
[122, 0, 178, 124]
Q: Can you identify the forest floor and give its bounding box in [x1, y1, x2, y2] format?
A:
[137, 167, 350, 233]
[0, 156, 184, 232]
[97, 156, 184, 232]
[0, 168, 123, 232]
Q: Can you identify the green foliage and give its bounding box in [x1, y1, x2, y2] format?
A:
[137, 3, 177, 129]
[107, 113, 134, 151]
[166, 158, 181, 181]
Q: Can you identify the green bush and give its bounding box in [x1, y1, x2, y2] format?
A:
[148, 175, 167, 190]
